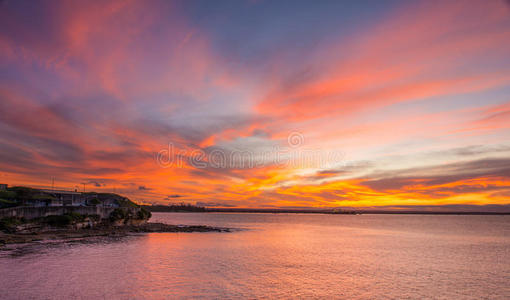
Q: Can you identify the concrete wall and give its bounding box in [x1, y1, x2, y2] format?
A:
[0, 206, 116, 220]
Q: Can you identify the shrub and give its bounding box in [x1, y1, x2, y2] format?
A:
[44, 215, 73, 227]
[109, 208, 127, 222]
[137, 208, 152, 220]
[8, 186, 38, 200]
[84, 192, 139, 208]
[116, 197, 139, 208]
[87, 214, 101, 221]
[3, 187, 54, 205]
[88, 198, 101, 206]
[66, 212, 85, 222]
[0, 198, 18, 208]
[0, 217, 24, 233]
[0, 190, 16, 200]
[43, 213, 84, 227]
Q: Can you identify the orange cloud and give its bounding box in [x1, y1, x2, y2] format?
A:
[1, 0, 510, 210]
[257, 1, 510, 122]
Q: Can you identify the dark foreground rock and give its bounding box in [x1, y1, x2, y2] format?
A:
[129, 223, 230, 233]
[0, 222, 231, 247]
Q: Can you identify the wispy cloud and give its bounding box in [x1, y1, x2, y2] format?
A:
[0, 0, 509, 208]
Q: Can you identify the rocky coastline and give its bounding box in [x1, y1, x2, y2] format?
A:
[0, 208, 230, 250]
[0, 186, 231, 251]
[0, 222, 230, 247]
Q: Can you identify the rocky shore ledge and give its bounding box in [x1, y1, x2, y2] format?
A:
[0, 222, 231, 247]
[0, 187, 231, 252]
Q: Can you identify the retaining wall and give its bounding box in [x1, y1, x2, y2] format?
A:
[0, 206, 116, 220]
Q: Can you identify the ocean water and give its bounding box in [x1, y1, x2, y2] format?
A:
[1, 213, 509, 299]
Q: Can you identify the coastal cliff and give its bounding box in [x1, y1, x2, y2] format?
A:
[0, 185, 152, 234]
[0, 186, 230, 248]
[0, 209, 229, 247]
[0, 204, 152, 237]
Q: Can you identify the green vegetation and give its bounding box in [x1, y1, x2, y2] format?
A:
[0, 198, 17, 208]
[88, 198, 101, 205]
[109, 208, 128, 222]
[117, 198, 140, 208]
[0, 186, 150, 230]
[0, 217, 25, 233]
[84, 192, 139, 208]
[7, 186, 55, 202]
[0, 189, 21, 208]
[137, 207, 152, 220]
[88, 214, 101, 221]
[109, 207, 151, 223]
[0, 190, 16, 199]
[43, 212, 86, 227]
[43, 215, 74, 227]
[7, 186, 38, 198]
[0, 187, 55, 207]
[0, 212, 108, 233]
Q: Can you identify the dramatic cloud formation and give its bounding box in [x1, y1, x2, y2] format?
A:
[1, 0, 509, 210]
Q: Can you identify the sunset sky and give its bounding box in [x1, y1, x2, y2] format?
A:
[1, 0, 510, 210]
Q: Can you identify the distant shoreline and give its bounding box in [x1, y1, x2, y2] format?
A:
[145, 207, 510, 215]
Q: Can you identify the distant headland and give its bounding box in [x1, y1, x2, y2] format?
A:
[142, 204, 510, 215]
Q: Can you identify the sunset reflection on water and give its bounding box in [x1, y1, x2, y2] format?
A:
[1, 213, 510, 299]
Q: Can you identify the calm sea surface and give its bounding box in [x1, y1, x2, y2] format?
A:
[1, 213, 510, 299]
